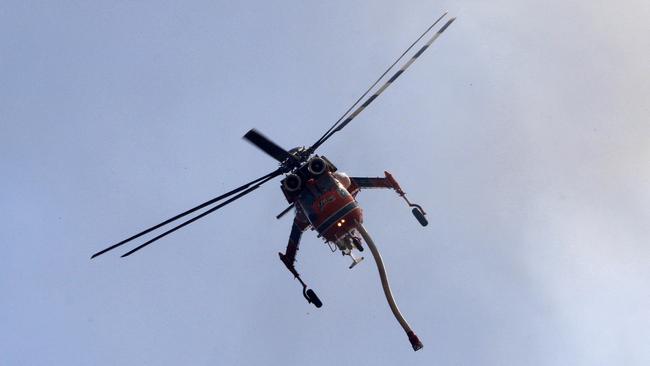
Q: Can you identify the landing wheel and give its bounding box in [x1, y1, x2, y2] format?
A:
[352, 237, 364, 252]
[411, 207, 428, 227]
[305, 289, 323, 308]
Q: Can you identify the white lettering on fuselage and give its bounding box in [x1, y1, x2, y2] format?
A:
[318, 195, 336, 211]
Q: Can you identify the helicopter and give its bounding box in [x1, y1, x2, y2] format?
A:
[91, 13, 456, 352]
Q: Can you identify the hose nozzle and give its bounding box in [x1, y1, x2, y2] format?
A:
[407, 330, 423, 351]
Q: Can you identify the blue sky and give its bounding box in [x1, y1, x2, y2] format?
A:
[1, 1, 649, 365]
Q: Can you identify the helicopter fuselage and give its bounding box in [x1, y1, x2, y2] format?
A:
[295, 171, 362, 242]
[279, 156, 364, 243]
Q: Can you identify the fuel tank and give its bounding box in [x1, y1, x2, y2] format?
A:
[295, 172, 363, 242]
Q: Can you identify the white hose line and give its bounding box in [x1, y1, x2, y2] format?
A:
[356, 223, 423, 351]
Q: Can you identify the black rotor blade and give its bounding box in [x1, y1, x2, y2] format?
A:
[91, 168, 282, 259]
[276, 203, 294, 219]
[308, 14, 455, 154]
[120, 169, 282, 257]
[244, 129, 292, 162]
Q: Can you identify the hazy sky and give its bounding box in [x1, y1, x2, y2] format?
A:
[1, 1, 649, 365]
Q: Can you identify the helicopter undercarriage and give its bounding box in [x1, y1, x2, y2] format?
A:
[278, 172, 427, 351]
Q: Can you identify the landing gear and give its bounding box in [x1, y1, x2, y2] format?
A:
[352, 236, 364, 251]
[411, 207, 428, 227]
[279, 252, 324, 308]
[350, 172, 429, 227]
[305, 288, 322, 308]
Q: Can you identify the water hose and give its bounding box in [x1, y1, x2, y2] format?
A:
[356, 223, 423, 351]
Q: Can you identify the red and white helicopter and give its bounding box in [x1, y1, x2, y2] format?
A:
[92, 14, 456, 351]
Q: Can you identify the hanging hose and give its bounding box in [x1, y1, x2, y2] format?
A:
[355, 223, 423, 351]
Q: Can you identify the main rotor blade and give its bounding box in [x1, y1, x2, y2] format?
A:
[90, 168, 282, 259]
[309, 12, 448, 153]
[120, 169, 282, 257]
[309, 16, 456, 153]
[244, 129, 292, 162]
